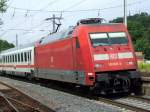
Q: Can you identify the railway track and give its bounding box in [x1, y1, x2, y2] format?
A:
[0, 81, 54, 112]
[129, 95, 150, 103]
[1, 75, 150, 112]
[98, 96, 150, 112]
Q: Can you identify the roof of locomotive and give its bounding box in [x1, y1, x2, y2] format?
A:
[39, 23, 124, 44]
[77, 23, 124, 27]
[39, 27, 75, 45]
[0, 27, 75, 54]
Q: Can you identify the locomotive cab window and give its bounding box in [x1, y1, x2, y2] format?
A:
[108, 32, 128, 45]
[90, 32, 128, 47]
[76, 37, 80, 48]
[90, 33, 109, 47]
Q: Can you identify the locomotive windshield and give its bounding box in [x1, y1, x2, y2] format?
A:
[90, 32, 128, 47]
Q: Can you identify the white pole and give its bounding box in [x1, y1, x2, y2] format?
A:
[124, 0, 127, 26]
[16, 34, 18, 47]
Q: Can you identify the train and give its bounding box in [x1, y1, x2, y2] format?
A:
[0, 18, 142, 94]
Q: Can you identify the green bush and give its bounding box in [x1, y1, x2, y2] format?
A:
[138, 62, 150, 72]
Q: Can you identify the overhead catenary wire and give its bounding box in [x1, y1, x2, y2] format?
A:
[25, 0, 88, 35]
[2, 0, 147, 33]
[0, 28, 49, 31]
[6, 0, 14, 10]
[1, 0, 61, 37]
[0, 0, 149, 43]
[6, 0, 149, 13]
[62, 0, 89, 11]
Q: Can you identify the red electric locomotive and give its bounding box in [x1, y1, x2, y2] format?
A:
[35, 18, 141, 94]
[0, 18, 141, 94]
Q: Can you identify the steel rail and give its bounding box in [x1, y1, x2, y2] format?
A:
[129, 95, 150, 103]
[7, 96, 41, 112]
[98, 97, 149, 112]
[0, 92, 19, 112]
[0, 81, 43, 112]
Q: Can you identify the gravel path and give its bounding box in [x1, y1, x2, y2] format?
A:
[0, 76, 132, 112]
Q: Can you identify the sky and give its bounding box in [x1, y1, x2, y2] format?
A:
[0, 0, 150, 46]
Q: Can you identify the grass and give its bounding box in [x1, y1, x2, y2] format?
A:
[138, 62, 150, 73]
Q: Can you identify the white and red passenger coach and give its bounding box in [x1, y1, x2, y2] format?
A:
[0, 18, 142, 94]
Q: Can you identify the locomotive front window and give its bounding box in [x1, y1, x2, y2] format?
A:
[90, 33, 109, 47]
[90, 32, 128, 47]
[108, 32, 128, 45]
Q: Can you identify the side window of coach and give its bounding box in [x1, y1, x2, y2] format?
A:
[12, 55, 14, 62]
[15, 54, 17, 62]
[18, 54, 20, 62]
[21, 53, 23, 62]
[24, 52, 27, 62]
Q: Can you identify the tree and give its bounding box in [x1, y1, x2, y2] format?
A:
[0, 0, 14, 52]
[0, 0, 7, 12]
[0, 0, 7, 25]
[110, 12, 150, 59]
[0, 39, 15, 52]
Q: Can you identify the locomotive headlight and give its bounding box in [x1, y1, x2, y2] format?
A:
[88, 73, 93, 76]
[127, 61, 134, 65]
[95, 64, 102, 68]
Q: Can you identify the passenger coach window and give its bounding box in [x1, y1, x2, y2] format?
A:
[11, 55, 13, 62]
[7, 56, 9, 63]
[5, 56, 6, 63]
[4, 56, 5, 63]
[12, 55, 14, 62]
[15, 54, 17, 62]
[10, 55, 11, 63]
[6, 56, 8, 63]
[10, 55, 12, 63]
[27, 52, 29, 62]
[18, 54, 20, 62]
[8, 55, 10, 63]
[29, 51, 31, 62]
[21, 53, 23, 62]
[2, 56, 4, 63]
[8, 56, 9, 63]
[24, 52, 27, 62]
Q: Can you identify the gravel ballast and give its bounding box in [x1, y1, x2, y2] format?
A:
[0, 76, 132, 112]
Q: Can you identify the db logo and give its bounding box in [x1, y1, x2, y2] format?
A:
[109, 53, 118, 59]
